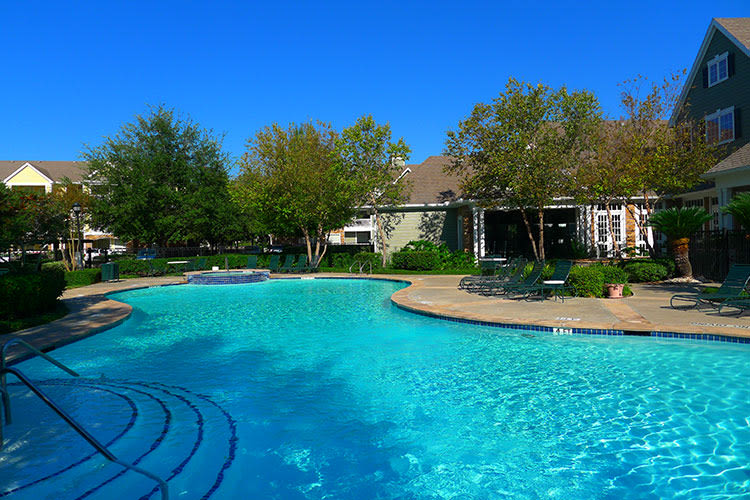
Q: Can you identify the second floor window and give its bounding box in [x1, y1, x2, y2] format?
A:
[708, 52, 729, 87]
[706, 107, 735, 145]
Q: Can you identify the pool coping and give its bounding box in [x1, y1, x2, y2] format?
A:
[6, 273, 750, 364]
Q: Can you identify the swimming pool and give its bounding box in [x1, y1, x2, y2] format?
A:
[2, 278, 750, 499]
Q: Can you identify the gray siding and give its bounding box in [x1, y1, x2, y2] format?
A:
[381, 209, 459, 253]
[679, 29, 749, 154]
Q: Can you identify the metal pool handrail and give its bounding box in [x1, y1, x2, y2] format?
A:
[348, 260, 372, 275]
[0, 340, 170, 500]
[1, 338, 79, 424]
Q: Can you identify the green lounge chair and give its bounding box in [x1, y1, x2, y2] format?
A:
[289, 254, 307, 273]
[474, 260, 529, 295]
[517, 260, 573, 302]
[307, 254, 322, 273]
[670, 263, 750, 309]
[267, 254, 280, 272]
[195, 257, 207, 270]
[488, 261, 545, 297]
[460, 257, 525, 291]
[278, 255, 295, 273]
[246, 255, 258, 269]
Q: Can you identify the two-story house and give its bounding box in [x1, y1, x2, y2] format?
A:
[672, 18, 750, 230]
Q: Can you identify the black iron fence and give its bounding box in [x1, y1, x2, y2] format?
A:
[674, 230, 750, 281]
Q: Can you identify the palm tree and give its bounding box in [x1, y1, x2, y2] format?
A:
[722, 193, 750, 233]
[648, 207, 712, 278]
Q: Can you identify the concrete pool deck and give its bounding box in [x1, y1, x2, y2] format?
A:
[4, 273, 750, 362]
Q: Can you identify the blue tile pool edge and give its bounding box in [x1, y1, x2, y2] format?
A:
[390, 299, 750, 345]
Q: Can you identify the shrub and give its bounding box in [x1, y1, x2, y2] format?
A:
[391, 251, 441, 271]
[622, 262, 668, 282]
[0, 268, 66, 319]
[568, 266, 606, 298]
[396, 240, 477, 271]
[600, 265, 628, 284]
[65, 268, 102, 288]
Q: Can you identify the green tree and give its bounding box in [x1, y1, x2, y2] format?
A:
[616, 73, 716, 255]
[0, 184, 66, 267]
[51, 178, 92, 270]
[445, 78, 602, 260]
[648, 207, 712, 277]
[236, 121, 358, 262]
[83, 105, 234, 247]
[337, 115, 412, 267]
[722, 193, 750, 233]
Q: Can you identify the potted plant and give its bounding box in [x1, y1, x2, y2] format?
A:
[601, 266, 628, 299]
[647, 207, 712, 278]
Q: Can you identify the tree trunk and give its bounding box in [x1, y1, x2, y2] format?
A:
[519, 207, 539, 261]
[605, 202, 620, 256]
[624, 202, 655, 257]
[371, 196, 388, 267]
[537, 207, 545, 261]
[301, 227, 313, 262]
[670, 237, 692, 277]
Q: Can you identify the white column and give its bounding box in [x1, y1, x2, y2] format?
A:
[719, 188, 732, 230]
[472, 207, 485, 257]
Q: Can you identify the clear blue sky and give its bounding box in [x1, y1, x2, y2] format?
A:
[1, 1, 747, 171]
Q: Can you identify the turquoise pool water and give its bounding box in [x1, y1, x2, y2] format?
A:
[2, 278, 750, 499]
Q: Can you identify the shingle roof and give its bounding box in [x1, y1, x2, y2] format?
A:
[704, 143, 750, 177]
[0, 161, 88, 183]
[404, 156, 466, 205]
[715, 18, 750, 50]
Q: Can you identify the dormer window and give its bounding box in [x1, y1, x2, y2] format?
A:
[707, 52, 729, 87]
[705, 107, 735, 145]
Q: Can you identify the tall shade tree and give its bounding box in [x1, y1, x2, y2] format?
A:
[445, 78, 602, 260]
[83, 106, 235, 247]
[235, 121, 357, 262]
[0, 184, 66, 268]
[616, 73, 716, 255]
[51, 178, 92, 271]
[337, 115, 412, 267]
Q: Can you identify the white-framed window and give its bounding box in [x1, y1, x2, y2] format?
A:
[708, 52, 730, 87]
[706, 107, 735, 145]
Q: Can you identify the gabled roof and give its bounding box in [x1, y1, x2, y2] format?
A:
[405, 156, 466, 205]
[0, 161, 87, 184]
[670, 17, 750, 125]
[703, 142, 750, 178]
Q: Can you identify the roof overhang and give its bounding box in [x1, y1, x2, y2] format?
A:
[670, 19, 750, 126]
[701, 163, 750, 180]
[2, 162, 54, 185]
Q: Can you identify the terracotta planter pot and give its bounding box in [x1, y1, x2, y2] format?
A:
[606, 283, 625, 299]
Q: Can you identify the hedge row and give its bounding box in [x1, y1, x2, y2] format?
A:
[65, 269, 102, 288]
[391, 251, 442, 271]
[0, 268, 66, 319]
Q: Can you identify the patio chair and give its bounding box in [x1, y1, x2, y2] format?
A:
[267, 254, 281, 272]
[459, 257, 525, 291]
[485, 261, 545, 297]
[246, 255, 258, 269]
[670, 264, 750, 309]
[473, 259, 529, 295]
[195, 257, 207, 270]
[278, 255, 295, 273]
[307, 254, 322, 273]
[290, 254, 307, 273]
[517, 260, 574, 302]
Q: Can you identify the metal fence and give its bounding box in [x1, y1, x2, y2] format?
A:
[678, 230, 750, 281]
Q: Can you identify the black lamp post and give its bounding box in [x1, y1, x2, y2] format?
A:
[72, 202, 82, 268]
